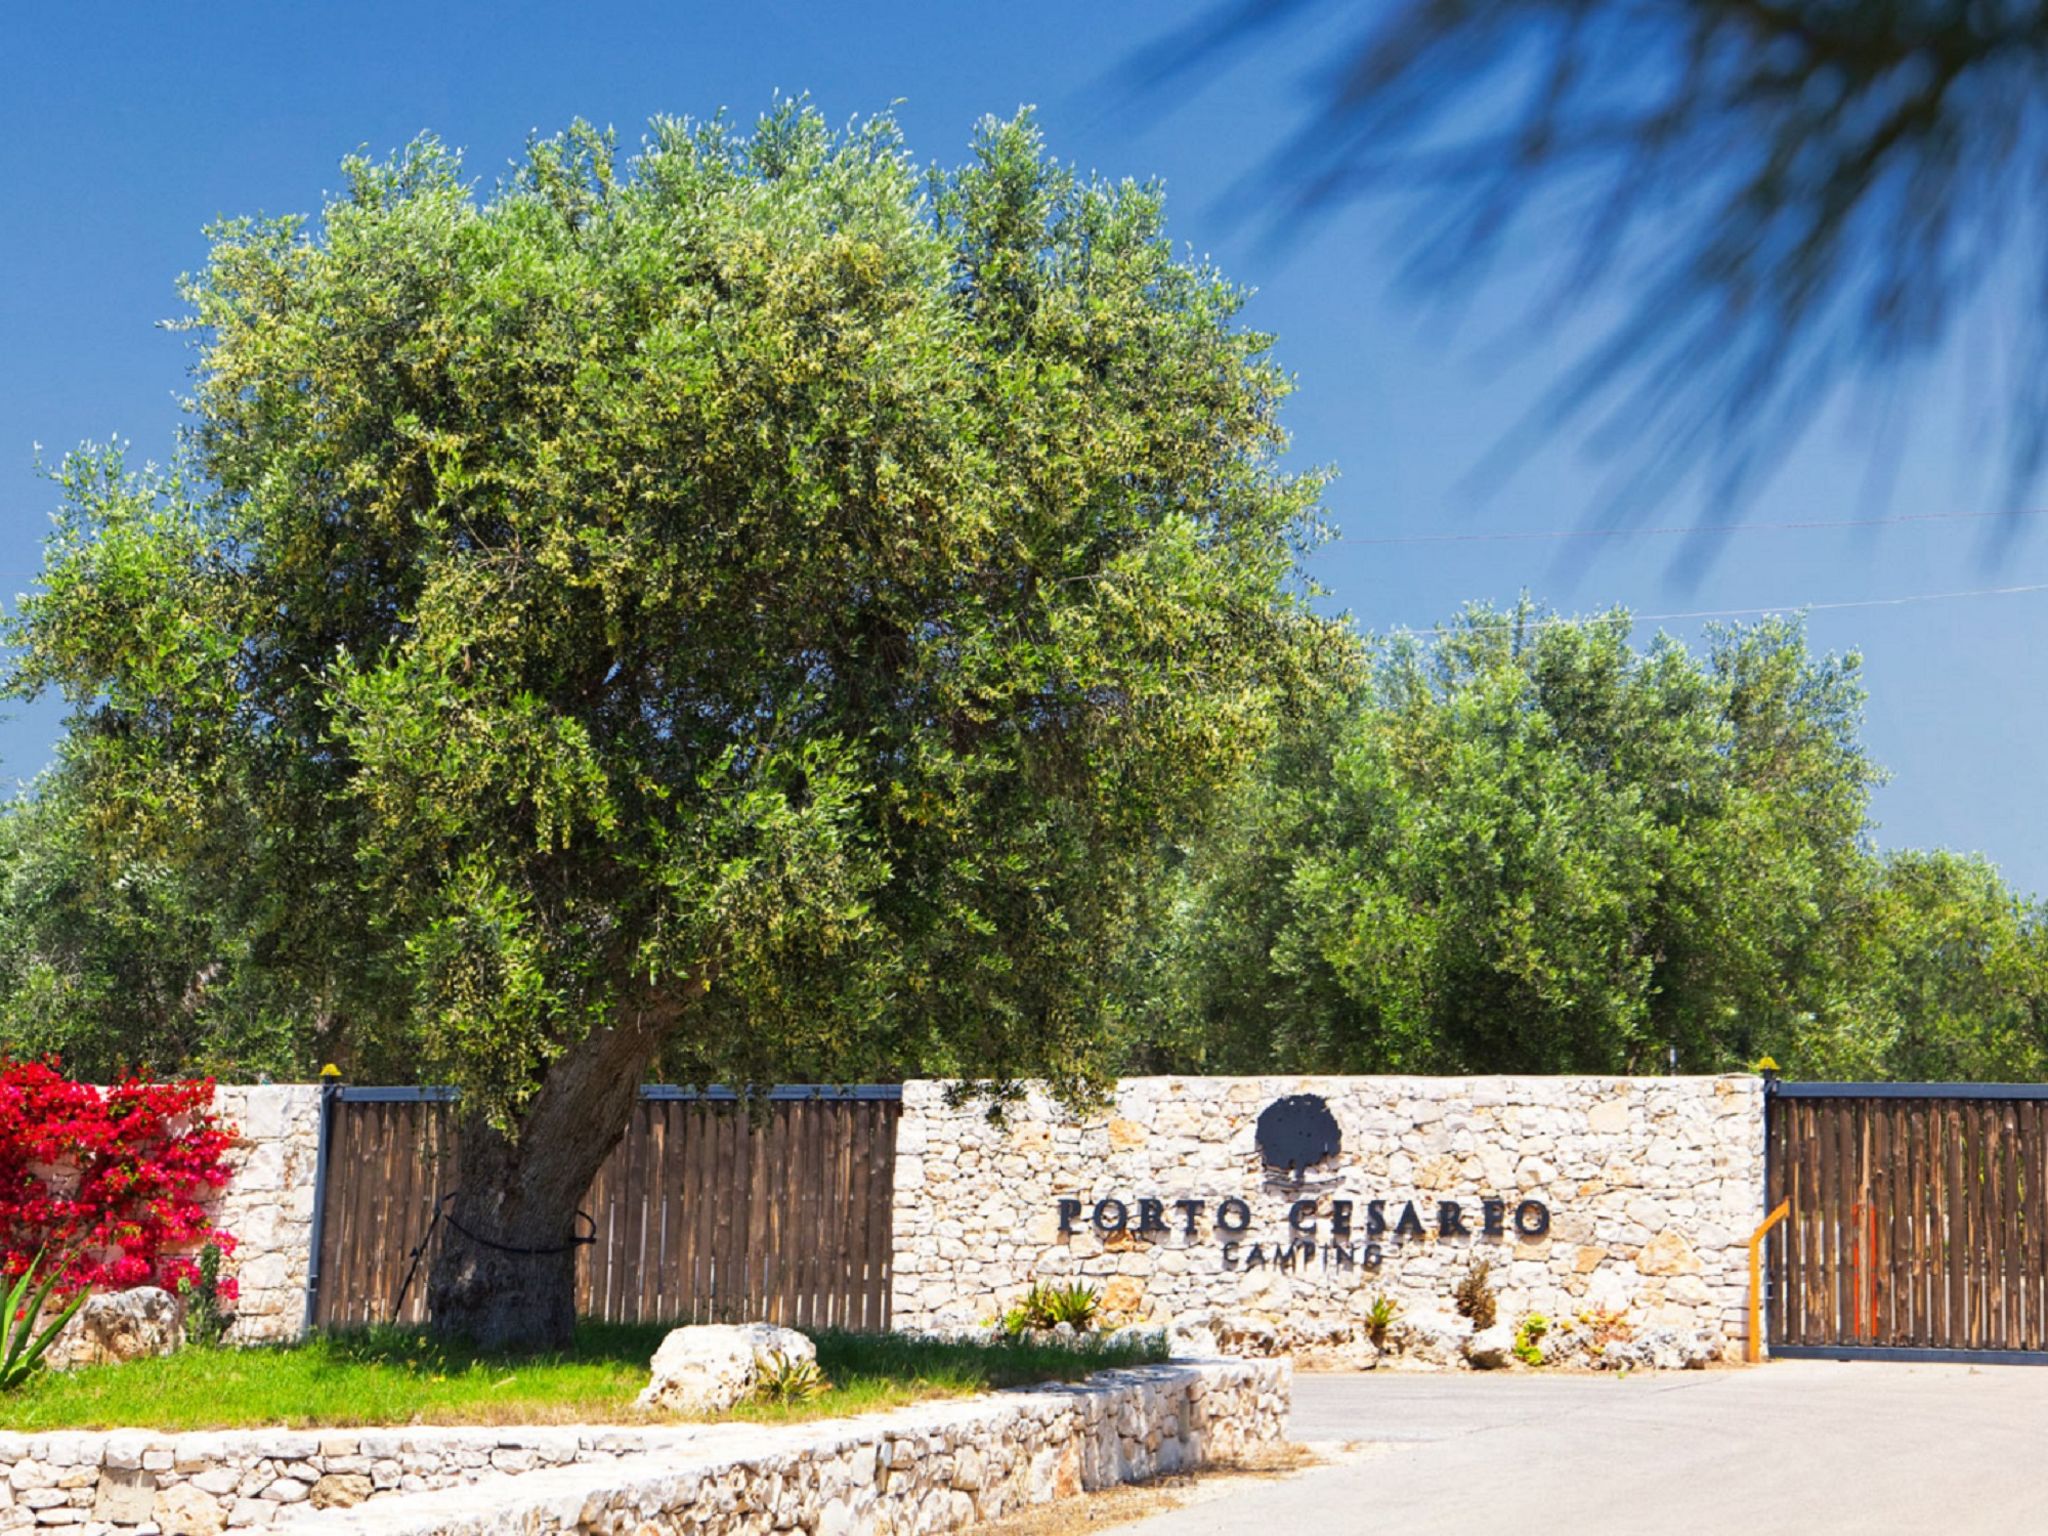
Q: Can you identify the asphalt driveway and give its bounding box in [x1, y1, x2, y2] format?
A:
[1132, 1361, 2048, 1536]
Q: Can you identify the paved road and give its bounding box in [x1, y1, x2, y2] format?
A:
[1142, 1362, 2048, 1535]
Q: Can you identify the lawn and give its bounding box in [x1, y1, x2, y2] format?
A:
[0, 1324, 1170, 1433]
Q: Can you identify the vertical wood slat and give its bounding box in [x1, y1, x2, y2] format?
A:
[1909, 1099, 1927, 1346]
[1944, 1101, 1965, 1349]
[847, 1103, 876, 1333]
[688, 1107, 720, 1322]
[645, 1103, 672, 1326]
[2023, 1105, 2039, 1343]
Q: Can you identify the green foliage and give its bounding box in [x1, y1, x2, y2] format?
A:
[749, 1349, 829, 1404]
[1453, 1258, 1496, 1331]
[0, 1251, 89, 1392]
[1043, 1282, 1100, 1330]
[3, 104, 1330, 1119]
[1001, 1280, 1101, 1336]
[1798, 852, 2048, 1081]
[0, 785, 305, 1081]
[1118, 600, 2048, 1079]
[1363, 1292, 1399, 1348]
[1512, 1313, 1549, 1367]
[175, 1243, 232, 1349]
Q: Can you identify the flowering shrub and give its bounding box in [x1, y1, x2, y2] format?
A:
[0, 1059, 237, 1297]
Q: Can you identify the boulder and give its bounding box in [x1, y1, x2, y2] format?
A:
[634, 1323, 815, 1415]
[1390, 1310, 1473, 1368]
[76, 1287, 181, 1365]
[1464, 1323, 1515, 1370]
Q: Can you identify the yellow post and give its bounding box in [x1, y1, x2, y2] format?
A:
[1747, 1197, 1792, 1363]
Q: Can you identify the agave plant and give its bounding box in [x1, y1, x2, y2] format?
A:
[1, 1250, 88, 1391]
[750, 1349, 830, 1404]
[1043, 1281, 1100, 1331]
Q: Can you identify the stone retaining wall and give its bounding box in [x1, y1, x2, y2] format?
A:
[0, 1361, 1288, 1536]
[0, 1426, 715, 1534]
[892, 1076, 1765, 1361]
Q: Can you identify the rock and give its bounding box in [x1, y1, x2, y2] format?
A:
[75, 1289, 181, 1366]
[1635, 1230, 1703, 1277]
[633, 1323, 815, 1415]
[153, 1484, 223, 1536]
[307, 1475, 373, 1510]
[1099, 1276, 1146, 1319]
[1598, 1326, 1718, 1371]
[1390, 1310, 1473, 1368]
[1167, 1310, 1221, 1358]
[1464, 1324, 1515, 1370]
[92, 1470, 154, 1525]
[1541, 1324, 1592, 1367]
[1104, 1325, 1168, 1353]
[1214, 1316, 1279, 1356]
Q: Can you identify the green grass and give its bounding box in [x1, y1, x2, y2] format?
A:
[0, 1324, 1170, 1433]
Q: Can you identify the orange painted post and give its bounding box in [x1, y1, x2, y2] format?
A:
[1748, 1197, 1793, 1363]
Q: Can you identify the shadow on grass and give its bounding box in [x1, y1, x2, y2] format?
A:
[318, 1322, 1168, 1388]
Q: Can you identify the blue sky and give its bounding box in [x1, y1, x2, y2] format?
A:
[3, 2, 2042, 889]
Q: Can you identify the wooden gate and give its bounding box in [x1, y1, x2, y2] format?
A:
[309, 1085, 900, 1333]
[1767, 1083, 2048, 1362]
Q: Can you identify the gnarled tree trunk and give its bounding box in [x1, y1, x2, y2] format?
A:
[425, 1022, 665, 1351]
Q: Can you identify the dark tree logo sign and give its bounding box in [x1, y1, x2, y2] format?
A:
[1255, 1094, 1341, 1172]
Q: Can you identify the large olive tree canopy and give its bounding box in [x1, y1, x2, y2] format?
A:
[9, 105, 1334, 1345]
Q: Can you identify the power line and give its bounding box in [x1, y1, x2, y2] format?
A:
[1373, 581, 2048, 639]
[1323, 507, 2048, 548]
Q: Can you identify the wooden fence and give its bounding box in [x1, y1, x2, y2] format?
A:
[310, 1086, 901, 1333]
[1768, 1084, 2048, 1359]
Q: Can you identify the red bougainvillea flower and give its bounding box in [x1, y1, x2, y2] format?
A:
[0, 1059, 237, 1292]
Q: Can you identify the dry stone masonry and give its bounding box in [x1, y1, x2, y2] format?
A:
[891, 1076, 1765, 1363]
[0, 1426, 741, 1534]
[0, 1361, 1287, 1536]
[292, 1360, 1286, 1536]
[207, 1086, 323, 1347]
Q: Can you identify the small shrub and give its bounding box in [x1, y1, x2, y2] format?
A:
[177, 1242, 233, 1348]
[1043, 1281, 1099, 1330]
[1453, 1258, 1497, 1331]
[1513, 1313, 1549, 1366]
[751, 1350, 830, 1404]
[0, 1249, 89, 1391]
[1364, 1293, 1400, 1348]
[999, 1279, 1100, 1337]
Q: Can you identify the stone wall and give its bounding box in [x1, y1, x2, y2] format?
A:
[0, 1361, 1288, 1536]
[0, 1426, 718, 1533]
[209, 1086, 323, 1346]
[891, 1076, 1765, 1361]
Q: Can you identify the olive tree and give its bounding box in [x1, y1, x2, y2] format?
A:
[8, 106, 1330, 1347]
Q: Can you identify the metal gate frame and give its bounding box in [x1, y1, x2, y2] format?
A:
[1767, 1078, 2048, 1366]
